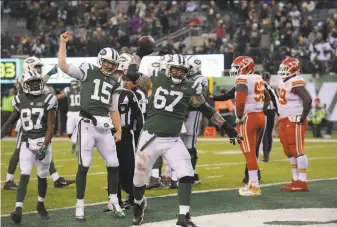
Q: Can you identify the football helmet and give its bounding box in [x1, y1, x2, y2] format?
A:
[278, 58, 301, 79]
[159, 54, 173, 72]
[21, 71, 44, 95]
[187, 55, 202, 76]
[97, 47, 119, 76]
[229, 56, 255, 76]
[23, 56, 44, 75]
[166, 54, 189, 84]
[71, 78, 81, 90]
[148, 61, 160, 77]
[117, 53, 133, 75]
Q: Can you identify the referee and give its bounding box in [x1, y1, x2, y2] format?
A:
[111, 73, 144, 210]
[261, 72, 279, 162]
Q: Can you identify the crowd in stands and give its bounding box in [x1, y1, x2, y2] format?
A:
[1, 0, 337, 76]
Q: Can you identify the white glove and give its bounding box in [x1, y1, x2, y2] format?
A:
[288, 114, 302, 123]
[236, 114, 247, 124]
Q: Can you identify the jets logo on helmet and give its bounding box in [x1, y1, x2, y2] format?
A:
[24, 56, 44, 75]
[21, 71, 44, 96]
[159, 54, 173, 72]
[97, 47, 119, 76]
[187, 56, 202, 76]
[166, 54, 189, 84]
[116, 53, 133, 76]
[71, 78, 81, 90]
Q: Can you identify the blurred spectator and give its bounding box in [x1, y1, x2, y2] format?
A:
[309, 97, 333, 138]
[301, 1, 316, 13]
[1, 89, 15, 129]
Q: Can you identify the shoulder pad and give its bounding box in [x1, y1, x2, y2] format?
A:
[290, 76, 306, 88]
[235, 74, 248, 85]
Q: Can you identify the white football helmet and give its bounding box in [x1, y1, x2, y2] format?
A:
[187, 55, 202, 76]
[23, 56, 44, 75]
[97, 47, 119, 76]
[148, 61, 160, 77]
[21, 71, 44, 95]
[166, 54, 189, 84]
[70, 78, 81, 89]
[117, 53, 133, 75]
[159, 54, 173, 72]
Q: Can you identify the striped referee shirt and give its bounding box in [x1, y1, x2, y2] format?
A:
[118, 89, 143, 128]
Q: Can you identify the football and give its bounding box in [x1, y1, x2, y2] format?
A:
[138, 35, 156, 51]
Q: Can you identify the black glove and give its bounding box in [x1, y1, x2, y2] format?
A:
[36, 145, 47, 161]
[136, 46, 154, 59]
[92, 116, 97, 126]
[221, 121, 243, 145]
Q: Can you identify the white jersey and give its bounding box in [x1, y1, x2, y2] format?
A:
[278, 76, 306, 119]
[235, 74, 264, 114]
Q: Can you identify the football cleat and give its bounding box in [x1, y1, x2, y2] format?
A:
[239, 185, 261, 196]
[3, 180, 18, 190]
[75, 204, 86, 221]
[132, 197, 147, 225]
[280, 180, 296, 191]
[121, 196, 134, 210]
[54, 177, 75, 188]
[175, 212, 198, 227]
[169, 180, 179, 189]
[107, 202, 125, 218]
[11, 207, 22, 224]
[290, 180, 308, 192]
[37, 202, 49, 219]
[146, 177, 162, 190]
[193, 174, 201, 184]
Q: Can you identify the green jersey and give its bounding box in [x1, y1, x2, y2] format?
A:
[144, 72, 202, 137]
[70, 62, 121, 117]
[12, 93, 58, 141]
[63, 86, 81, 112]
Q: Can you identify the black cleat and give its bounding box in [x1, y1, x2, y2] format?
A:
[11, 207, 22, 224]
[193, 174, 201, 184]
[4, 180, 18, 190]
[121, 196, 134, 210]
[175, 212, 198, 227]
[258, 169, 262, 181]
[169, 180, 178, 189]
[54, 177, 75, 188]
[132, 197, 147, 225]
[146, 177, 161, 190]
[37, 202, 50, 219]
[242, 175, 249, 184]
[263, 156, 269, 162]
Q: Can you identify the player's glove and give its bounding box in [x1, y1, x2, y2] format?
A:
[92, 116, 97, 126]
[46, 64, 58, 76]
[235, 114, 247, 124]
[36, 145, 47, 161]
[136, 46, 154, 59]
[288, 114, 305, 123]
[221, 121, 243, 145]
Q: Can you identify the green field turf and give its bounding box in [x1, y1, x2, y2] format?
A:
[1, 136, 337, 226]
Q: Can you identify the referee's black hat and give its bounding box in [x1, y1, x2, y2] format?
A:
[262, 72, 271, 80]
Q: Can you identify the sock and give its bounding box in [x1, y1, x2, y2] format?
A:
[51, 172, 60, 182]
[76, 165, 89, 200]
[76, 199, 84, 206]
[248, 170, 259, 187]
[171, 170, 178, 181]
[8, 148, 20, 176]
[107, 167, 118, 195]
[178, 182, 192, 213]
[15, 202, 23, 208]
[290, 157, 299, 181]
[6, 173, 14, 182]
[109, 194, 118, 204]
[151, 169, 159, 178]
[16, 175, 30, 204]
[37, 176, 47, 199]
[133, 185, 146, 205]
[179, 205, 190, 215]
[297, 155, 308, 182]
[48, 160, 57, 176]
[38, 196, 44, 202]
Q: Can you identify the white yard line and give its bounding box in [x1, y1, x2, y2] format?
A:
[1, 177, 337, 217]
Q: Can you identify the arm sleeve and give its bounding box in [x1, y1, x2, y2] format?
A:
[46, 95, 58, 111]
[130, 93, 144, 132]
[213, 86, 235, 101]
[110, 92, 120, 111]
[67, 62, 91, 81]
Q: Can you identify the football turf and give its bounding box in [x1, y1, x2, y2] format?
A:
[1, 136, 337, 225]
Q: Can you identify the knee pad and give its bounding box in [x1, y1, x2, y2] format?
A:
[133, 152, 149, 187]
[188, 148, 198, 160]
[78, 164, 89, 175]
[179, 176, 194, 184]
[37, 169, 49, 178]
[68, 134, 72, 139]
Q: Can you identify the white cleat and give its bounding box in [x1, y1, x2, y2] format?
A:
[239, 185, 261, 196]
[107, 202, 125, 218]
[75, 204, 86, 221]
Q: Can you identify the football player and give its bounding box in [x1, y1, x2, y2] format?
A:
[127, 50, 242, 226]
[58, 32, 124, 220]
[229, 56, 271, 196]
[3, 57, 74, 190]
[181, 55, 209, 184]
[57, 78, 82, 153]
[277, 58, 312, 191]
[1, 71, 58, 224]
